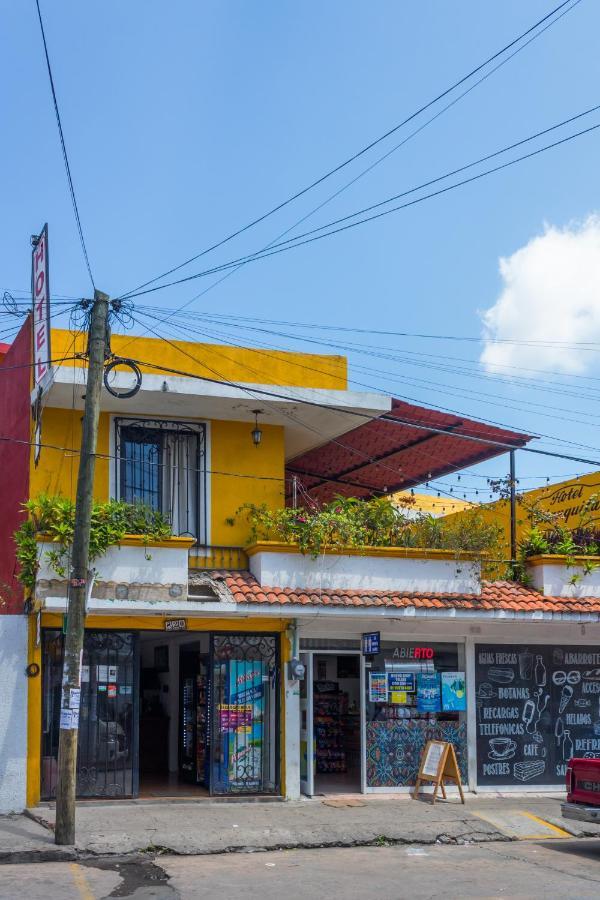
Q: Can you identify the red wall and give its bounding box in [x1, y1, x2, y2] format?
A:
[0, 317, 32, 613]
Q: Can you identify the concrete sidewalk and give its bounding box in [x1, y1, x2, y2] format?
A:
[1, 794, 600, 863]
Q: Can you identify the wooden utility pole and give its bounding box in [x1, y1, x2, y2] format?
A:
[55, 290, 109, 845]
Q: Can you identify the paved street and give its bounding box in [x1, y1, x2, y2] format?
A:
[1, 841, 600, 899]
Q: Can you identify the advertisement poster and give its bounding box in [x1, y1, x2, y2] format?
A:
[369, 672, 388, 703]
[388, 672, 415, 693]
[390, 690, 408, 704]
[417, 673, 442, 712]
[441, 672, 466, 711]
[227, 661, 264, 787]
[219, 704, 252, 733]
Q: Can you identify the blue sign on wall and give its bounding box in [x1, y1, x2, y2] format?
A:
[362, 632, 380, 655]
[388, 672, 416, 692]
[441, 672, 466, 711]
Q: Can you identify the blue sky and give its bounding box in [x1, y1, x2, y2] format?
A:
[3, 1, 600, 498]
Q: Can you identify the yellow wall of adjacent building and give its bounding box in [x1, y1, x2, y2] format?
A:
[393, 491, 472, 517]
[50, 329, 348, 389]
[443, 471, 600, 559]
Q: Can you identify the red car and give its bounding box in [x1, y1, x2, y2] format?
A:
[562, 757, 600, 824]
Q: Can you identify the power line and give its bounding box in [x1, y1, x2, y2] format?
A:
[122, 114, 600, 300]
[0, 429, 286, 483]
[117, 330, 600, 469]
[34, 0, 95, 289]
[119, 0, 579, 300]
[117, 0, 583, 330]
[154, 312, 600, 409]
[145, 308, 600, 352]
[131, 309, 600, 456]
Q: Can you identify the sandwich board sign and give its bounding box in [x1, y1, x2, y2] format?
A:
[413, 740, 465, 805]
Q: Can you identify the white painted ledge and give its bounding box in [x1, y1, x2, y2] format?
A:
[248, 545, 482, 595]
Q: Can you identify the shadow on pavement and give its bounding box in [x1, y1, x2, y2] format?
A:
[537, 838, 600, 862]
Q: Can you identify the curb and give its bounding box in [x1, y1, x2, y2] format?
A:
[0, 848, 77, 865]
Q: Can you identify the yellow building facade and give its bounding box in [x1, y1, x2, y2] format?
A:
[27, 327, 386, 805]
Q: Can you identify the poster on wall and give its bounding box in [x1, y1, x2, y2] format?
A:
[441, 672, 466, 712]
[417, 673, 442, 712]
[226, 661, 264, 787]
[369, 672, 388, 703]
[388, 673, 415, 693]
[475, 644, 600, 786]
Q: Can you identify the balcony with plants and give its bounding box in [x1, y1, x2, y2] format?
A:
[236, 496, 504, 595]
[16, 495, 194, 607]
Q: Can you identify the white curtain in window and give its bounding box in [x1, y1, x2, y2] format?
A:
[161, 432, 198, 537]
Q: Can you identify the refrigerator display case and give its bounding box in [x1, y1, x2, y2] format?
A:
[179, 652, 208, 785]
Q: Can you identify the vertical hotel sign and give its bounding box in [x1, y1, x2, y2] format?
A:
[31, 224, 52, 389]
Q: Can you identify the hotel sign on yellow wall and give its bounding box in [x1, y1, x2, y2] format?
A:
[540, 477, 600, 525]
[443, 472, 600, 555]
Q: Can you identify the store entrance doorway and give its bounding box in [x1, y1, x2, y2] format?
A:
[138, 633, 209, 798]
[41, 628, 281, 800]
[300, 651, 363, 796]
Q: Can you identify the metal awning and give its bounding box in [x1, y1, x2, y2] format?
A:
[285, 398, 532, 504]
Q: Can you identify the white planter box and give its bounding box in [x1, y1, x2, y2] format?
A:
[247, 543, 481, 594]
[527, 555, 600, 598]
[36, 536, 194, 603]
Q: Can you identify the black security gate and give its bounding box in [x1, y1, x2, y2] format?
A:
[210, 633, 280, 795]
[41, 630, 139, 799]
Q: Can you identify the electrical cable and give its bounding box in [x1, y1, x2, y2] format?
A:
[34, 0, 95, 289]
[0, 430, 287, 482]
[136, 305, 600, 353]
[122, 115, 600, 300]
[132, 309, 600, 456]
[153, 313, 600, 411]
[118, 318, 600, 469]
[119, 0, 579, 300]
[117, 0, 583, 332]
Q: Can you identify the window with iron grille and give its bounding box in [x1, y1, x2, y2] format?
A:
[115, 418, 207, 543]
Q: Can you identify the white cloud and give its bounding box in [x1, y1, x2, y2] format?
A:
[479, 216, 600, 375]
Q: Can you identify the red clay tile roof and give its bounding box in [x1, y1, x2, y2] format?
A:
[205, 570, 600, 615]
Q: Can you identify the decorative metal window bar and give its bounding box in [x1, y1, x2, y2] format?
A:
[114, 418, 207, 544]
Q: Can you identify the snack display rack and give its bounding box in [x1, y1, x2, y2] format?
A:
[314, 687, 348, 774]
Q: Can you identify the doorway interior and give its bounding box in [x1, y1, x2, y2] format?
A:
[138, 632, 209, 798]
[302, 652, 362, 795]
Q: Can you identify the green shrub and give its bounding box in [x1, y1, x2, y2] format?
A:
[15, 494, 172, 591]
[237, 495, 502, 560]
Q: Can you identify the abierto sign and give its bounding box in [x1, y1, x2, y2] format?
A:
[31, 224, 52, 388]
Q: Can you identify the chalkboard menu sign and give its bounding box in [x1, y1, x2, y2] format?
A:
[475, 644, 600, 786]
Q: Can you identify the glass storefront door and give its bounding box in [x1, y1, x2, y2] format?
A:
[41, 630, 138, 799]
[210, 633, 280, 795]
